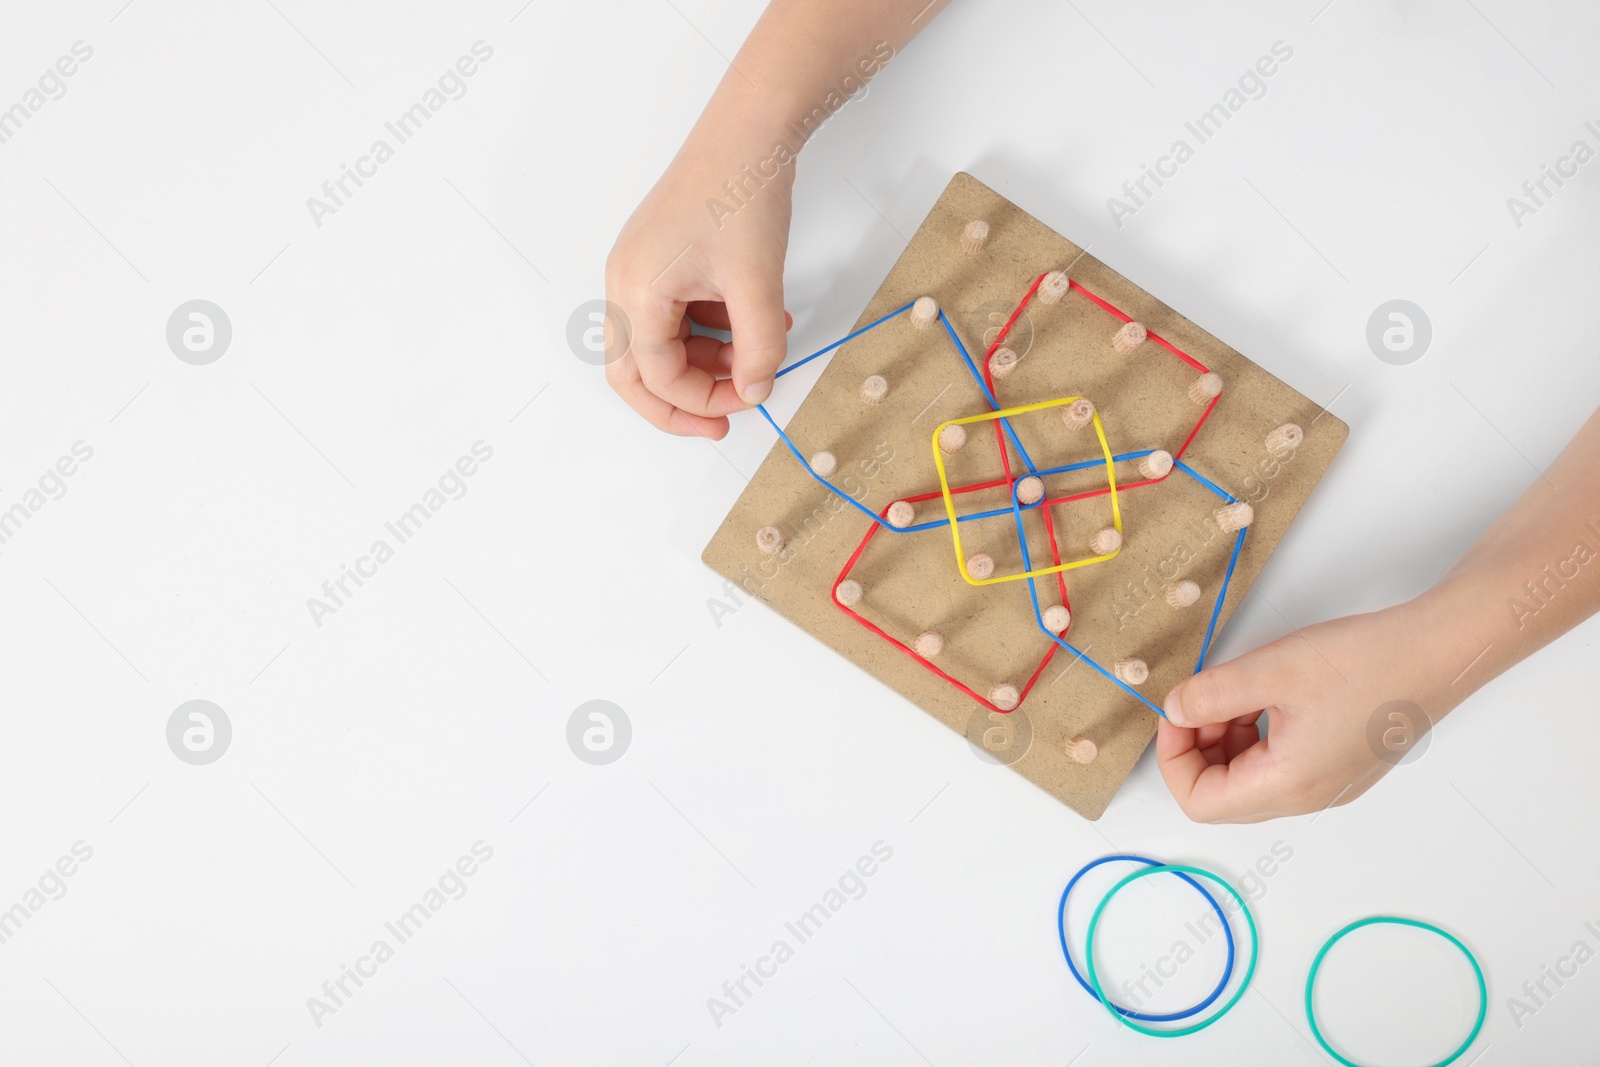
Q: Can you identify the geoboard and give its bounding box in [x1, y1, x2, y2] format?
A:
[704, 172, 1346, 819]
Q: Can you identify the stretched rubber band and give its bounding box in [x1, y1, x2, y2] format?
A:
[774, 300, 915, 380]
[1304, 917, 1487, 1067]
[1086, 863, 1258, 1038]
[1057, 855, 1236, 1022]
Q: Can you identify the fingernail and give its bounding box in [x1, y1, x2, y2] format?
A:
[740, 379, 773, 405]
[1163, 687, 1188, 726]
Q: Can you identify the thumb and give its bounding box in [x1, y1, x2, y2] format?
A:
[725, 274, 788, 406]
[1163, 645, 1285, 727]
[1158, 645, 1298, 823]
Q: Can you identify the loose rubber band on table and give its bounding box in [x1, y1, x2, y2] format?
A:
[1086, 863, 1259, 1038]
[1057, 855, 1236, 1023]
[756, 274, 1247, 718]
[1304, 917, 1487, 1067]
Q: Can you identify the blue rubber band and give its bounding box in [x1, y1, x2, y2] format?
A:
[774, 301, 915, 380]
[1057, 855, 1237, 1022]
[935, 310, 1039, 474]
[1086, 864, 1258, 1037]
[1197, 528, 1245, 672]
[1171, 458, 1234, 503]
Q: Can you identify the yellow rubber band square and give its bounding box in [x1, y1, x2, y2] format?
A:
[931, 396, 1122, 586]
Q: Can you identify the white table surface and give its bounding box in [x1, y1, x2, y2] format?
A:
[2, 0, 1597, 1063]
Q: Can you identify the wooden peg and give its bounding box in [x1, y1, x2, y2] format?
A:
[911, 296, 939, 330]
[1038, 271, 1070, 305]
[809, 451, 837, 477]
[1089, 527, 1122, 555]
[939, 424, 968, 454]
[1215, 501, 1254, 533]
[1113, 658, 1149, 685]
[989, 346, 1020, 379]
[886, 501, 916, 528]
[1165, 580, 1200, 608]
[1016, 476, 1044, 505]
[961, 219, 990, 254]
[755, 525, 785, 556]
[1065, 735, 1098, 764]
[1138, 450, 1173, 480]
[966, 553, 995, 580]
[1189, 372, 1222, 406]
[989, 684, 1020, 711]
[835, 579, 862, 607]
[1061, 398, 1095, 430]
[914, 631, 944, 658]
[1266, 422, 1303, 457]
[1112, 321, 1148, 354]
[1043, 605, 1071, 632]
[861, 374, 889, 405]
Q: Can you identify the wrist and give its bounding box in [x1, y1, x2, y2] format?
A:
[658, 109, 796, 232]
[1402, 569, 1501, 716]
[681, 79, 802, 176]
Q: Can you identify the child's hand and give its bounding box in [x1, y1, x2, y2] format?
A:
[604, 141, 795, 439]
[1156, 600, 1457, 822]
[600, 0, 954, 437]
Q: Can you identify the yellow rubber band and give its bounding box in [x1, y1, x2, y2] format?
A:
[931, 396, 1121, 587]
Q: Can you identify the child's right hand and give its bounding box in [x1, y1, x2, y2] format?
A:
[604, 136, 795, 439]
[1155, 598, 1461, 822]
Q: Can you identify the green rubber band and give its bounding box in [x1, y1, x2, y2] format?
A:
[1084, 863, 1259, 1038]
[1304, 916, 1487, 1067]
